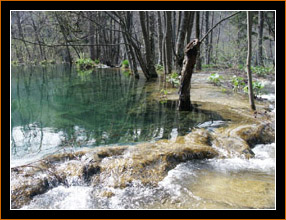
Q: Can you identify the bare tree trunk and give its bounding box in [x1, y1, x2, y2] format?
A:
[186, 12, 195, 43]
[30, 13, 46, 61]
[204, 11, 210, 65]
[157, 12, 163, 66]
[165, 11, 173, 74]
[258, 11, 264, 66]
[125, 12, 139, 78]
[15, 11, 31, 61]
[195, 11, 202, 70]
[175, 11, 191, 74]
[178, 39, 200, 111]
[172, 11, 177, 45]
[139, 11, 158, 78]
[209, 11, 215, 64]
[88, 12, 96, 61]
[246, 11, 256, 111]
[55, 12, 72, 64]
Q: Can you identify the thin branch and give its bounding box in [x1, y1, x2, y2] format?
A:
[12, 37, 129, 47]
[200, 11, 241, 43]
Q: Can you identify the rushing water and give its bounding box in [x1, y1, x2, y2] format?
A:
[21, 143, 275, 209]
[11, 65, 225, 165]
[11, 65, 275, 209]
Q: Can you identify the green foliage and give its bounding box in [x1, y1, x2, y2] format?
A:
[221, 88, 227, 93]
[121, 60, 129, 68]
[231, 75, 246, 92]
[251, 66, 274, 76]
[156, 64, 164, 71]
[237, 64, 244, 71]
[160, 89, 168, 96]
[39, 60, 49, 66]
[208, 73, 223, 86]
[76, 54, 95, 70]
[166, 72, 180, 87]
[11, 60, 19, 66]
[202, 64, 216, 69]
[94, 59, 100, 64]
[243, 81, 264, 96]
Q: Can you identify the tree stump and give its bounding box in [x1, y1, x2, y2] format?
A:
[178, 39, 200, 111]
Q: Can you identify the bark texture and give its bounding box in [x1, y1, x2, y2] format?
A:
[178, 39, 200, 111]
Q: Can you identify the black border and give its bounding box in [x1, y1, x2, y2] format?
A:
[2, 1, 285, 219]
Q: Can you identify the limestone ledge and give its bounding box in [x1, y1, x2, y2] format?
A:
[11, 120, 274, 209]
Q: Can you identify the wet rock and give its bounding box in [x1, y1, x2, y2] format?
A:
[11, 168, 62, 209]
[11, 122, 275, 208]
[100, 190, 115, 198]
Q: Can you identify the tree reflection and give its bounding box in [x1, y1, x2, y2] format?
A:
[11, 66, 226, 158]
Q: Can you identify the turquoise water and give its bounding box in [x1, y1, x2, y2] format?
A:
[11, 65, 225, 161]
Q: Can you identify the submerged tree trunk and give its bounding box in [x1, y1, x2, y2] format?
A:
[178, 39, 200, 111]
[246, 11, 256, 111]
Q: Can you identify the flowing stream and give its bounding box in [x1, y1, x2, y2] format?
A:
[11, 65, 275, 209]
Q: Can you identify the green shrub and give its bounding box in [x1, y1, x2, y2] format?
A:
[94, 59, 100, 64]
[251, 66, 274, 76]
[121, 60, 129, 68]
[156, 64, 164, 71]
[167, 72, 180, 87]
[76, 54, 95, 70]
[243, 81, 264, 96]
[231, 75, 246, 92]
[208, 73, 223, 86]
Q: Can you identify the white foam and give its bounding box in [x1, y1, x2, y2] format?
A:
[21, 186, 93, 209]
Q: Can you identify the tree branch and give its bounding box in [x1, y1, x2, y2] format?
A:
[200, 11, 241, 43]
[12, 37, 129, 47]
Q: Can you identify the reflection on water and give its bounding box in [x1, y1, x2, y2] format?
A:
[11, 65, 225, 161]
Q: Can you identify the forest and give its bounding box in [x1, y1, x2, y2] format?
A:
[11, 11, 276, 210]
